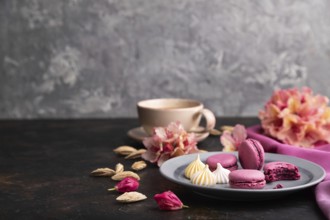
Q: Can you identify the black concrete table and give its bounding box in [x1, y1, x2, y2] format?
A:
[0, 118, 326, 219]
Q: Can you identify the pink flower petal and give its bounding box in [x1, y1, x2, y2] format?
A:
[154, 127, 168, 141]
[142, 150, 159, 163]
[232, 124, 247, 145]
[157, 153, 171, 167]
[142, 137, 155, 150]
[220, 131, 236, 152]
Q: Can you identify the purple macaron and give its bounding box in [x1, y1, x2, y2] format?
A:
[229, 169, 266, 189]
[206, 153, 238, 171]
[238, 139, 265, 170]
[263, 161, 301, 182]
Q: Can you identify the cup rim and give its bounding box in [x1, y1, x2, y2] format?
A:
[137, 98, 202, 111]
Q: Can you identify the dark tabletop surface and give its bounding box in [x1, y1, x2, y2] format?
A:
[0, 118, 326, 220]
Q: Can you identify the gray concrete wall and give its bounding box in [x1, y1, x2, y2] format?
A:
[1, 0, 330, 118]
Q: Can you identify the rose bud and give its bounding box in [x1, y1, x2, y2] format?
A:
[154, 190, 188, 211]
[108, 177, 139, 192]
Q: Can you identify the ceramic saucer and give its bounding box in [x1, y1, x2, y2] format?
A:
[127, 127, 209, 142]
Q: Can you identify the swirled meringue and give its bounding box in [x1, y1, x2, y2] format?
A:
[190, 165, 216, 186]
[212, 163, 230, 184]
[184, 154, 205, 179]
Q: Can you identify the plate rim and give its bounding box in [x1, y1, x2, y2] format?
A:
[160, 152, 326, 197]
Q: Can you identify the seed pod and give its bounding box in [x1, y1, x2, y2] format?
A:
[209, 128, 222, 136]
[220, 126, 234, 132]
[125, 149, 147, 159]
[116, 191, 147, 203]
[113, 146, 137, 156]
[111, 171, 140, 181]
[131, 161, 147, 171]
[90, 168, 116, 177]
[115, 163, 124, 173]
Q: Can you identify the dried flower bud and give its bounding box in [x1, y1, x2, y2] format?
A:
[154, 190, 188, 211]
[108, 177, 139, 193]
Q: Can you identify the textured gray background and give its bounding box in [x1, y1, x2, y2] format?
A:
[1, 0, 330, 119]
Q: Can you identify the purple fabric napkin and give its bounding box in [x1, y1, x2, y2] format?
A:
[247, 125, 330, 219]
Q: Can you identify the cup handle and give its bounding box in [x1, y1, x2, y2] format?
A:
[200, 108, 216, 132]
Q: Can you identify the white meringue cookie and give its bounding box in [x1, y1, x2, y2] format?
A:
[184, 154, 205, 179]
[191, 164, 216, 186]
[213, 163, 230, 184]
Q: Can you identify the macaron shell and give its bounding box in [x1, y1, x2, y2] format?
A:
[238, 139, 265, 170]
[206, 153, 238, 171]
[229, 181, 266, 189]
[229, 169, 266, 189]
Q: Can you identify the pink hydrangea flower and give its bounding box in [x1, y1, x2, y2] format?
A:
[259, 87, 330, 148]
[142, 121, 199, 167]
[220, 124, 247, 151]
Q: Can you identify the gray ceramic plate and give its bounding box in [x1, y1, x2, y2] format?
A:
[160, 152, 326, 201]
